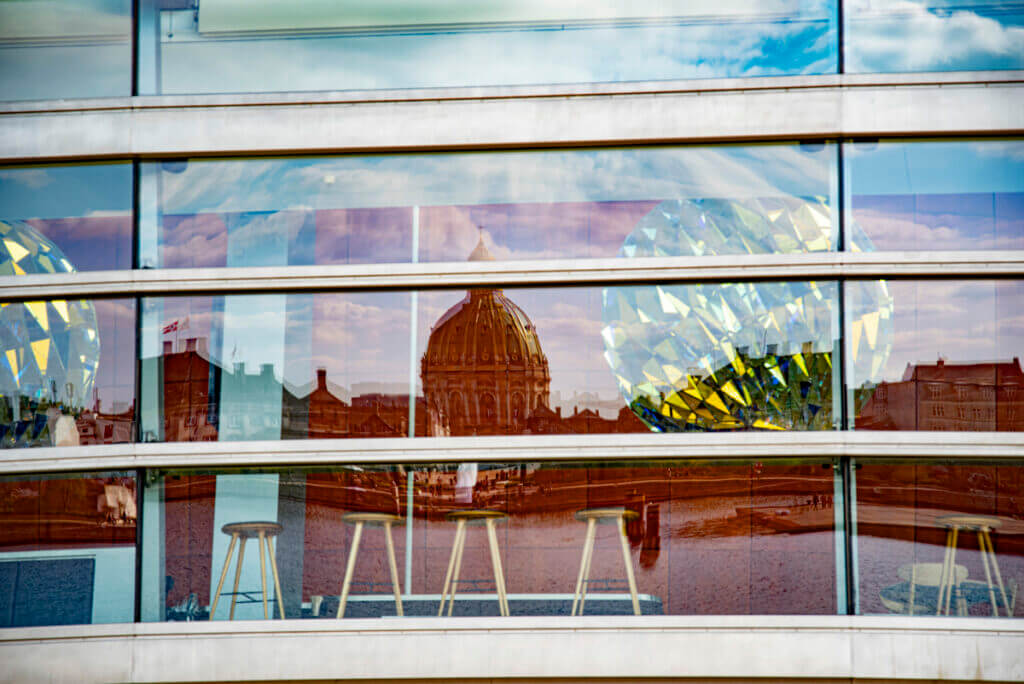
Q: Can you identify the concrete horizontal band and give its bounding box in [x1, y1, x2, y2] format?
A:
[2, 431, 1023, 475]
[2, 616, 1023, 683]
[0, 73, 1022, 161]
[2, 251, 1023, 300]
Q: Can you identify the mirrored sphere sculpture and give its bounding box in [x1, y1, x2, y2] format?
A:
[602, 198, 893, 431]
[0, 220, 100, 446]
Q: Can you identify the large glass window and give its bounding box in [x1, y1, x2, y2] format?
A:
[845, 1, 1024, 74]
[139, 280, 843, 442]
[1, 298, 136, 448]
[0, 0, 132, 101]
[848, 279, 1024, 431]
[855, 461, 1023, 617]
[137, 1, 838, 96]
[138, 145, 838, 269]
[845, 140, 1024, 252]
[0, 163, 134, 273]
[140, 460, 839, 621]
[0, 471, 137, 627]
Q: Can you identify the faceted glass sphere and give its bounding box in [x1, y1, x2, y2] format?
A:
[0, 220, 100, 445]
[602, 197, 893, 431]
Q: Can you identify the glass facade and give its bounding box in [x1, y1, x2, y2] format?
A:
[1, 298, 136, 447]
[141, 461, 839, 621]
[137, 0, 838, 95]
[138, 145, 838, 270]
[0, 163, 134, 272]
[0, 471, 136, 627]
[138, 280, 843, 442]
[845, 1, 1024, 74]
[846, 140, 1024, 252]
[0, 0, 132, 102]
[856, 461, 1024, 617]
[2, 1, 1021, 103]
[849, 280, 1024, 431]
[2, 139, 1024, 629]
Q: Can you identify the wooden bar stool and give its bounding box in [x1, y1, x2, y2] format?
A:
[438, 510, 509, 617]
[571, 507, 641, 616]
[337, 512, 405, 618]
[210, 521, 285, 620]
[935, 514, 1010, 616]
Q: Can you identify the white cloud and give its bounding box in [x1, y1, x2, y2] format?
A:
[847, 3, 1024, 72]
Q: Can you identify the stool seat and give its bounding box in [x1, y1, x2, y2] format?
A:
[575, 507, 640, 523]
[337, 511, 404, 618]
[439, 509, 510, 616]
[342, 512, 404, 525]
[936, 514, 1002, 531]
[222, 521, 283, 537]
[571, 507, 641, 616]
[210, 521, 285, 620]
[446, 509, 508, 522]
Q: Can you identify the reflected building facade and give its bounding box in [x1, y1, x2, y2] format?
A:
[858, 358, 1024, 431]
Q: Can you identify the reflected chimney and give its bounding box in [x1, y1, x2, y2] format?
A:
[317, 368, 327, 391]
[163, 341, 172, 354]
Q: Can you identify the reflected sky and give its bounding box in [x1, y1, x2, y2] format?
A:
[846, 140, 1024, 251]
[0, 0, 131, 101]
[0, 163, 133, 272]
[849, 280, 1024, 387]
[142, 1, 836, 95]
[143, 144, 835, 268]
[845, 1, 1024, 73]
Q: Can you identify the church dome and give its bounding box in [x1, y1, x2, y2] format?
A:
[423, 288, 546, 371]
[420, 235, 550, 436]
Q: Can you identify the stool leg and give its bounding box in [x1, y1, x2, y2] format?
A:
[230, 537, 247, 620]
[579, 520, 597, 616]
[438, 519, 463, 616]
[571, 518, 596, 616]
[908, 563, 917, 616]
[337, 520, 364, 619]
[945, 527, 960, 616]
[617, 515, 641, 616]
[982, 530, 1010, 617]
[977, 529, 1000, 617]
[485, 518, 509, 616]
[936, 529, 954, 616]
[448, 520, 468, 617]
[209, 533, 238, 620]
[384, 521, 404, 617]
[258, 530, 269, 619]
[266, 535, 286, 619]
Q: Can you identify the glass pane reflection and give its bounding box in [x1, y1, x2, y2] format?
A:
[845, 1, 1024, 74]
[0, 163, 133, 272]
[138, 145, 837, 269]
[1, 298, 136, 448]
[141, 461, 838, 620]
[140, 280, 840, 442]
[139, 1, 836, 96]
[846, 140, 1024, 251]
[0, 471, 136, 627]
[0, 0, 132, 101]
[856, 462, 1024, 617]
[849, 280, 1024, 431]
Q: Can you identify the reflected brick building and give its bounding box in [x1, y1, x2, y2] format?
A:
[858, 358, 1024, 431]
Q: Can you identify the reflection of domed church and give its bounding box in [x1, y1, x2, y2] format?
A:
[421, 237, 551, 436]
